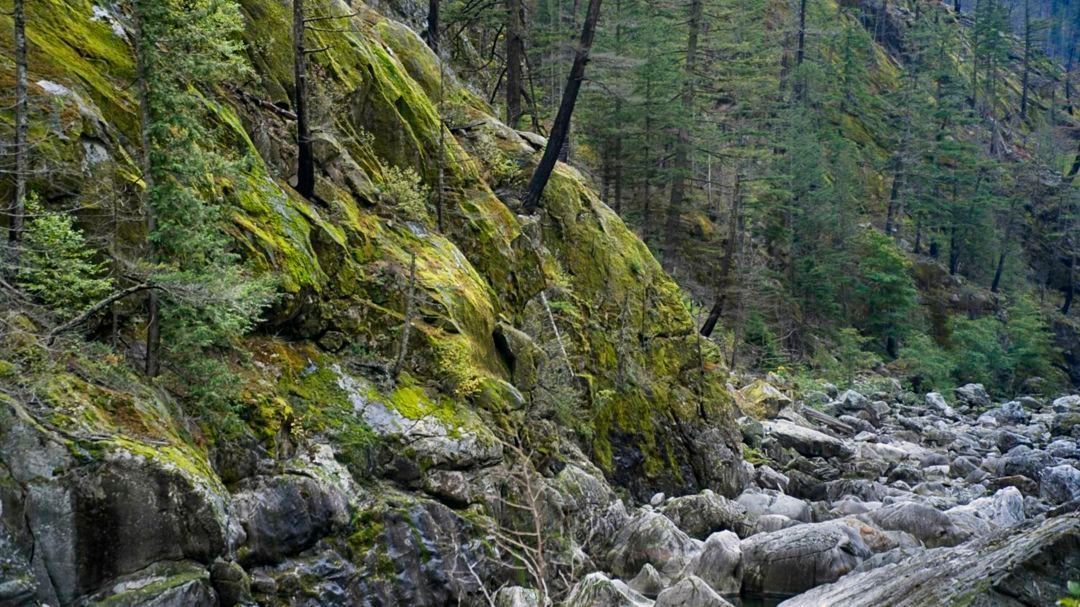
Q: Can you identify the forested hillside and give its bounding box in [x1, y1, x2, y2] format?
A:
[0, 0, 1079, 605]
[439, 0, 1080, 397]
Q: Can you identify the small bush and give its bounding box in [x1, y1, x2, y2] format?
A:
[15, 195, 113, 318]
[377, 165, 431, 224]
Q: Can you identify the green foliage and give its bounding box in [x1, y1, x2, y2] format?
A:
[811, 328, 882, 386]
[15, 195, 112, 318]
[1058, 581, 1080, 607]
[850, 229, 918, 346]
[896, 294, 1062, 396]
[376, 165, 432, 225]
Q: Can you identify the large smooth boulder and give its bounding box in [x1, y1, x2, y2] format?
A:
[736, 490, 812, 523]
[736, 380, 792, 419]
[608, 512, 702, 578]
[954, 384, 991, 409]
[863, 502, 970, 548]
[762, 420, 852, 459]
[779, 513, 1080, 607]
[994, 447, 1054, 482]
[1041, 465, 1080, 505]
[681, 531, 742, 595]
[565, 572, 653, 607]
[659, 491, 751, 539]
[924, 393, 956, 418]
[946, 487, 1025, 530]
[1052, 395, 1080, 412]
[655, 576, 732, 607]
[996, 400, 1031, 424]
[495, 586, 540, 607]
[740, 522, 871, 596]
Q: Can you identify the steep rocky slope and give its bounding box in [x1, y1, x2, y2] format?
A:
[0, 0, 745, 604]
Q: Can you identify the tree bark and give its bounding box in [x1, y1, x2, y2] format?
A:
[794, 0, 808, 101]
[664, 0, 704, 263]
[521, 0, 603, 214]
[8, 0, 27, 262]
[506, 0, 525, 127]
[426, 0, 440, 52]
[1063, 250, 1074, 315]
[294, 0, 315, 199]
[700, 174, 742, 338]
[885, 154, 903, 237]
[1020, 0, 1031, 120]
[133, 0, 161, 377]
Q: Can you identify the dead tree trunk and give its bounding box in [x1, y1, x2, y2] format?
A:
[426, 0, 440, 52]
[700, 174, 742, 338]
[8, 0, 27, 262]
[506, 0, 525, 127]
[1020, 0, 1031, 121]
[794, 0, 808, 102]
[664, 0, 704, 262]
[294, 0, 315, 199]
[133, 0, 161, 377]
[521, 0, 603, 214]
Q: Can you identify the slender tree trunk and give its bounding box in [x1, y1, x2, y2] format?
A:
[133, 1, 161, 377]
[701, 174, 742, 338]
[8, 0, 27, 262]
[1063, 249, 1074, 315]
[664, 0, 704, 263]
[794, 0, 808, 102]
[954, 0, 961, 12]
[521, 0, 603, 214]
[1020, 0, 1031, 120]
[506, 0, 525, 127]
[294, 0, 315, 199]
[970, 0, 980, 109]
[426, 0, 440, 52]
[991, 214, 1013, 293]
[885, 154, 903, 237]
[914, 214, 923, 254]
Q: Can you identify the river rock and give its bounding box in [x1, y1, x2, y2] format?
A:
[681, 530, 742, 595]
[863, 502, 970, 548]
[659, 490, 751, 539]
[495, 586, 541, 607]
[778, 513, 1080, 607]
[608, 511, 702, 577]
[628, 563, 667, 598]
[736, 490, 812, 523]
[740, 521, 871, 596]
[924, 393, 956, 418]
[655, 576, 733, 607]
[954, 384, 991, 410]
[1040, 464, 1080, 505]
[762, 420, 852, 459]
[565, 572, 653, 607]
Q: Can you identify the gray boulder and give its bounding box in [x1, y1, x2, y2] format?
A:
[655, 576, 733, 607]
[779, 513, 1080, 607]
[954, 384, 991, 409]
[565, 572, 653, 607]
[659, 491, 751, 539]
[628, 563, 668, 599]
[863, 502, 970, 548]
[997, 400, 1032, 424]
[495, 586, 541, 607]
[924, 393, 956, 418]
[1052, 395, 1080, 412]
[741, 521, 871, 596]
[762, 420, 853, 459]
[608, 511, 702, 578]
[681, 531, 742, 595]
[1040, 465, 1080, 505]
[736, 490, 812, 523]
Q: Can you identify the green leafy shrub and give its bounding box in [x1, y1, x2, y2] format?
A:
[811, 327, 881, 386]
[15, 195, 113, 318]
[1059, 581, 1080, 607]
[895, 332, 956, 394]
[376, 165, 431, 224]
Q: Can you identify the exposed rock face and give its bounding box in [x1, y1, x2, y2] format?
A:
[779, 513, 1080, 607]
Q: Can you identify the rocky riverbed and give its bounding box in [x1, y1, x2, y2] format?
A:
[558, 383, 1080, 607]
